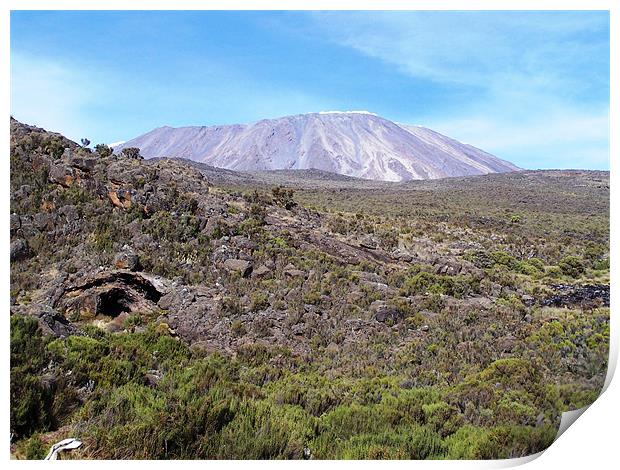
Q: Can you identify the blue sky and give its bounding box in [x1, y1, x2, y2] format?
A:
[11, 10, 609, 170]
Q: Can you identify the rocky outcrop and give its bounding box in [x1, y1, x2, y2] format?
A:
[113, 246, 140, 271]
[54, 271, 167, 320]
[542, 284, 609, 309]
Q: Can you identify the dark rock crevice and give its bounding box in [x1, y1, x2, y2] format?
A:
[542, 284, 609, 309]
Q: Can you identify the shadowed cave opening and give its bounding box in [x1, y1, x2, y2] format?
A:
[97, 288, 133, 317]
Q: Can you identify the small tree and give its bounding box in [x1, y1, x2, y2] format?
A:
[271, 185, 296, 210]
[80, 138, 91, 148]
[94, 143, 113, 158]
[121, 147, 142, 160]
[558, 255, 585, 278]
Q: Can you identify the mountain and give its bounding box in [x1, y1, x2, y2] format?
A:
[115, 111, 520, 181]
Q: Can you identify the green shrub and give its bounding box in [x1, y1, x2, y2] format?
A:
[545, 266, 563, 278]
[250, 292, 269, 311]
[10, 316, 52, 438]
[472, 425, 555, 459]
[23, 434, 47, 460]
[558, 256, 585, 278]
[401, 272, 477, 298]
[490, 251, 518, 270]
[94, 143, 113, 158]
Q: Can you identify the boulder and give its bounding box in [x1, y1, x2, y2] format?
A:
[433, 257, 462, 275]
[283, 263, 306, 279]
[55, 270, 165, 319]
[392, 249, 413, 262]
[10, 238, 31, 261]
[10, 214, 21, 234]
[252, 264, 273, 279]
[359, 235, 378, 249]
[36, 307, 77, 338]
[521, 294, 535, 307]
[353, 271, 384, 284]
[231, 236, 258, 252]
[48, 163, 75, 187]
[223, 258, 253, 277]
[33, 212, 55, 231]
[113, 246, 140, 271]
[59, 205, 80, 222]
[108, 189, 132, 209]
[66, 154, 97, 172]
[145, 370, 162, 387]
[374, 308, 399, 323]
[158, 288, 195, 310]
[497, 335, 516, 353]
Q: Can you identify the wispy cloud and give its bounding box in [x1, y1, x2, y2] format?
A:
[10, 52, 335, 144]
[427, 105, 609, 170]
[305, 11, 609, 169]
[310, 11, 608, 90]
[11, 53, 103, 143]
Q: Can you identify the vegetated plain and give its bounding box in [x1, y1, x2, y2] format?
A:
[10, 118, 609, 459]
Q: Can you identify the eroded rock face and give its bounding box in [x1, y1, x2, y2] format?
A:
[54, 271, 166, 320]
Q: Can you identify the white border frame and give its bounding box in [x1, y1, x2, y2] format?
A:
[2, 2, 616, 468]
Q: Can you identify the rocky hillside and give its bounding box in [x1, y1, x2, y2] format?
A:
[10, 118, 608, 459]
[115, 112, 520, 181]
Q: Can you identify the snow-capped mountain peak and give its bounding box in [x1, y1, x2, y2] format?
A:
[115, 112, 519, 181]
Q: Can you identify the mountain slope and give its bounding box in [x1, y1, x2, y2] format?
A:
[116, 112, 520, 181]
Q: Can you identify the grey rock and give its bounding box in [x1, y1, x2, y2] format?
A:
[113, 246, 140, 271]
[10, 214, 21, 233]
[48, 163, 75, 187]
[283, 263, 305, 278]
[374, 308, 399, 323]
[66, 154, 97, 172]
[359, 235, 378, 249]
[36, 308, 77, 338]
[10, 238, 31, 261]
[223, 258, 253, 277]
[252, 265, 273, 279]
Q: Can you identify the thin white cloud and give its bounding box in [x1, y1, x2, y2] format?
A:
[310, 11, 608, 90]
[10, 52, 336, 144]
[427, 106, 609, 169]
[306, 11, 609, 170]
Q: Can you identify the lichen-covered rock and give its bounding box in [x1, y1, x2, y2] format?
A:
[252, 264, 273, 279]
